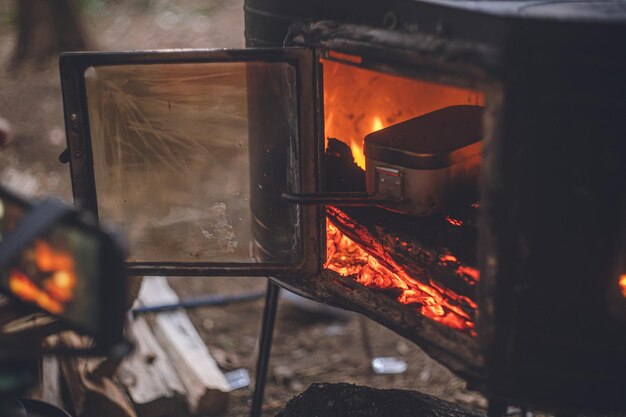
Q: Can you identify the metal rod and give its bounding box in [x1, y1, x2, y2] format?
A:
[132, 290, 266, 316]
[281, 192, 395, 206]
[358, 315, 375, 360]
[250, 281, 281, 417]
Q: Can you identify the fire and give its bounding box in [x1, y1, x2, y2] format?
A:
[325, 215, 477, 334]
[322, 58, 484, 170]
[8, 239, 77, 315]
[619, 274, 626, 297]
[322, 57, 485, 334]
[372, 117, 384, 132]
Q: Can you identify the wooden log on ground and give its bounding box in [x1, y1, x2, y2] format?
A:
[116, 316, 188, 417]
[276, 383, 484, 417]
[40, 355, 63, 408]
[138, 277, 230, 416]
[59, 332, 136, 417]
[29, 335, 64, 409]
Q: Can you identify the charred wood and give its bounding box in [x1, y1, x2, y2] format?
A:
[276, 383, 484, 417]
[325, 138, 367, 192]
[326, 205, 478, 317]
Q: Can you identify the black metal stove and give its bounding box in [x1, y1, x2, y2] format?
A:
[58, 0, 626, 416]
[242, 1, 626, 415]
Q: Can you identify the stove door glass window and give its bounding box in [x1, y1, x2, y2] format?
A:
[60, 49, 320, 276]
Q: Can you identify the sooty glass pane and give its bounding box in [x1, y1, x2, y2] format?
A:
[84, 62, 300, 263]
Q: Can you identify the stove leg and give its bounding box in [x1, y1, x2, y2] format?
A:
[250, 280, 280, 417]
[487, 400, 507, 417]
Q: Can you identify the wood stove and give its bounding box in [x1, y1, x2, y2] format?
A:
[59, 0, 626, 415]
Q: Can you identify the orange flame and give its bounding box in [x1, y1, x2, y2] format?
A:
[322, 59, 484, 170]
[8, 239, 77, 315]
[325, 217, 476, 333]
[371, 116, 384, 132]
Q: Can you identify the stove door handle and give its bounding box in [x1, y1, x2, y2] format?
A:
[281, 192, 402, 207]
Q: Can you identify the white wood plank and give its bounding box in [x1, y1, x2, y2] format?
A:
[138, 277, 230, 416]
[117, 317, 187, 417]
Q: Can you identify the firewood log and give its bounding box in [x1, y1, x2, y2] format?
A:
[138, 277, 230, 416]
[59, 332, 136, 417]
[116, 317, 188, 417]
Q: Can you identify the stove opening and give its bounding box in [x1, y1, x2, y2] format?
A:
[321, 57, 485, 334]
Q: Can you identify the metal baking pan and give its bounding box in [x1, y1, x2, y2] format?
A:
[364, 105, 483, 216]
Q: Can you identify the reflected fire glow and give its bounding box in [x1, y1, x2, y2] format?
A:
[619, 274, 626, 297]
[8, 240, 77, 315]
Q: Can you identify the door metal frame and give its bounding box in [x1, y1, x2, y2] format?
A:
[59, 48, 322, 277]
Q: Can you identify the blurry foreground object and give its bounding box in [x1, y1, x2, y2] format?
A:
[0, 186, 128, 361]
[0, 186, 130, 416]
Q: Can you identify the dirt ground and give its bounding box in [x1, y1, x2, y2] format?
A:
[0, 1, 487, 416]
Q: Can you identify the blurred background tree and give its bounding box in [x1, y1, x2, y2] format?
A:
[12, 0, 90, 66]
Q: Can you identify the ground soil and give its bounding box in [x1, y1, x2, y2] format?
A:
[0, 1, 487, 416]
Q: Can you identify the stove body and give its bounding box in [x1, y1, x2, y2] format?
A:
[244, 0, 626, 413]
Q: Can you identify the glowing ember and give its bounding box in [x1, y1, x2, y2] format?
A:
[446, 215, 463, 227]
[457, 266, 480, 283]
[440, 254, 458, 263]
[619, 274, 626, 297]
[325, 216, 477, 334]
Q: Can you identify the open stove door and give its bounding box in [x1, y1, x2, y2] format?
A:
[59, 48, 322, 277]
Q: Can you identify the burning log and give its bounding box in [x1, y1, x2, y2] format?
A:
[276, 383, 484, 417]
[327, 205, 478, 295]
[323, 136, 479, 333]
[326, 205, 478, 333]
